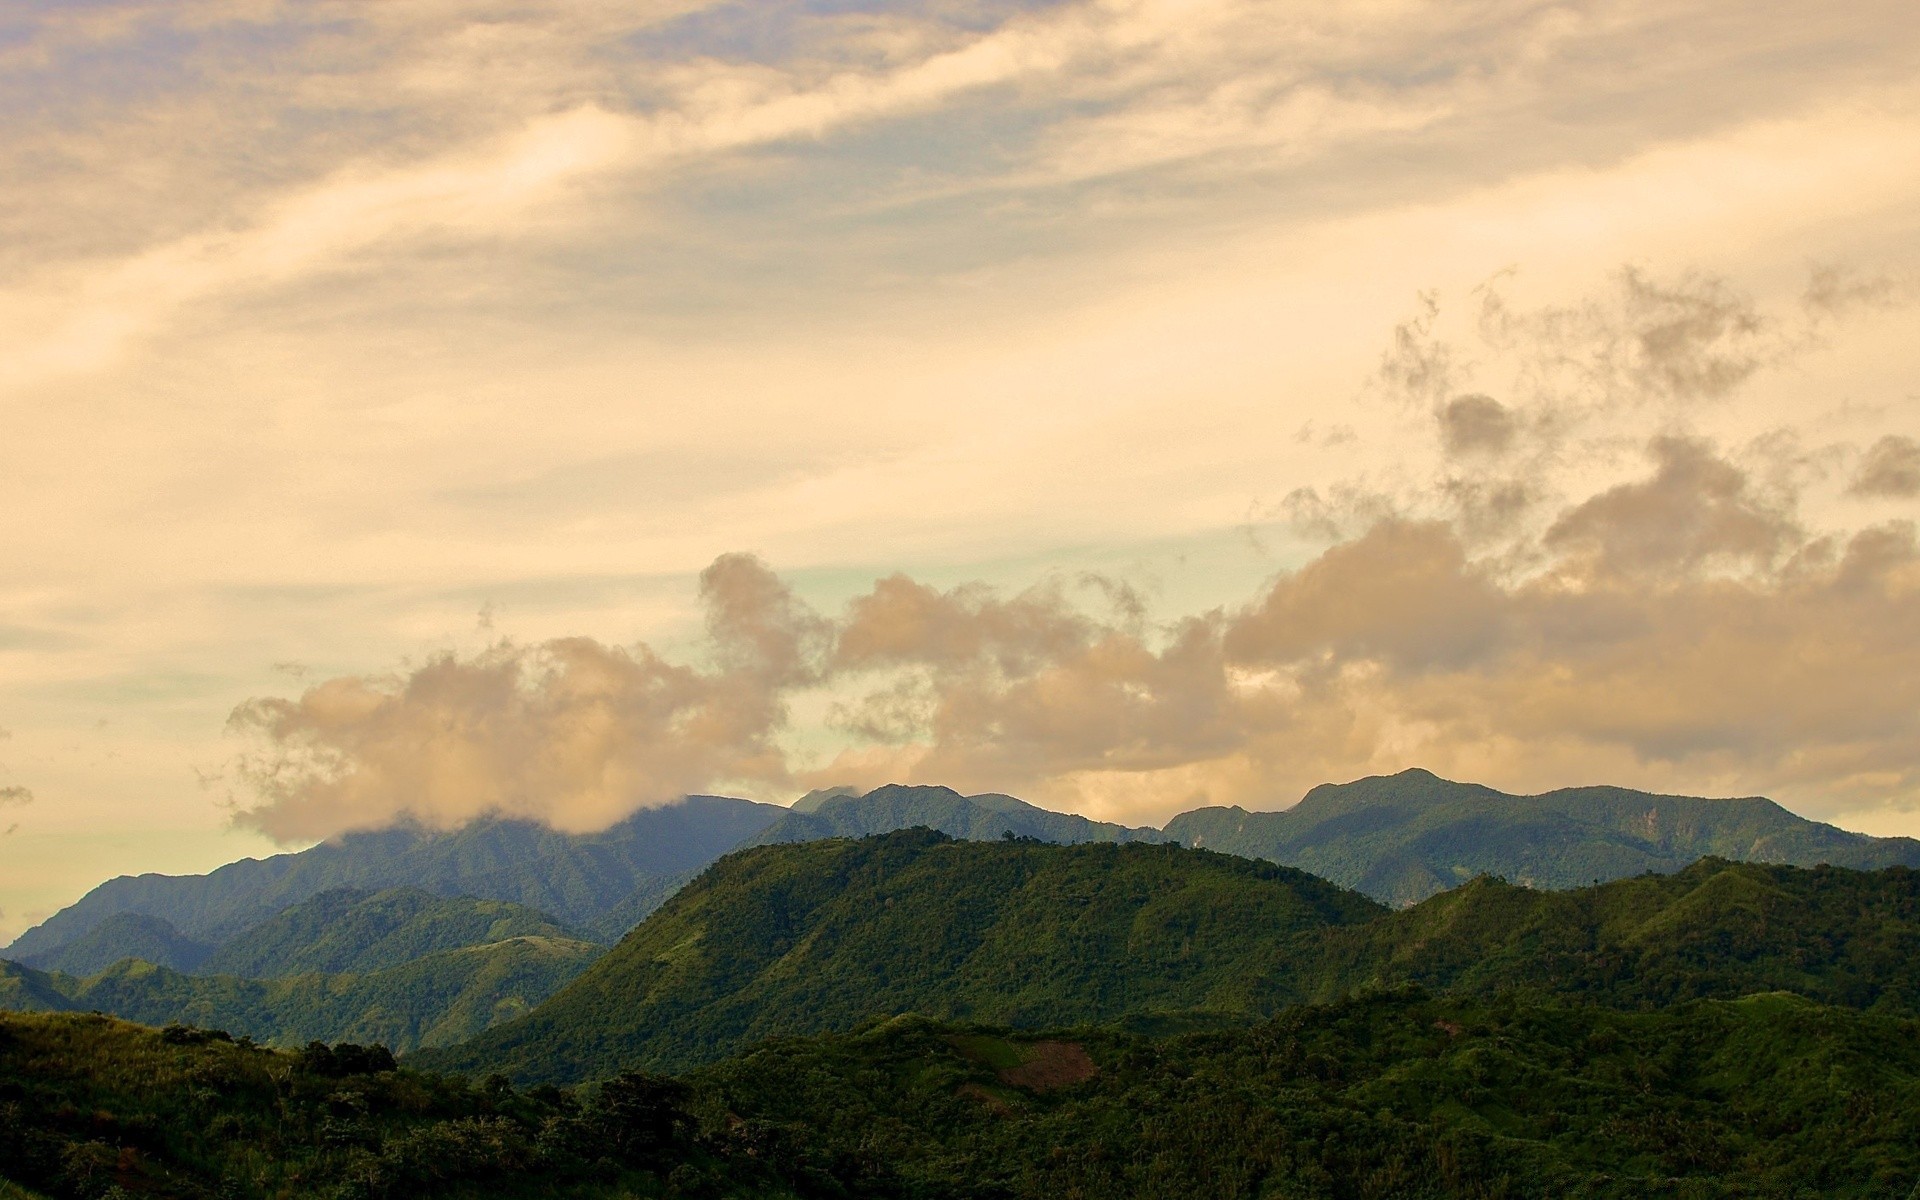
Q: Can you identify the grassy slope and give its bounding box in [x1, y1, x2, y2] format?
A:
[4, 935, 605, 1052]
[414, 831, 1383, 1081]
[1167, 767, 1920, 904]
[200, 886, 590, 978]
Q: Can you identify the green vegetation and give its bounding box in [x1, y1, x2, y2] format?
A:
[1167, 767, 1920, 905]
[201, 887, 586, 978]
[3, 934, 603, 1052]
[414, 831, 1381, 1081]
[749, 784, 1166, 849]
[1301, 857, 1920, 1011]
[418, 831, 1920, 1084]
[13, 913, 212, 976]
[7, 990, 1920, 1198]
[2, 794, 784, 960]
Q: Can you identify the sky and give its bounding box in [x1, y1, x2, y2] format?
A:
[0, 0, 1917, 942]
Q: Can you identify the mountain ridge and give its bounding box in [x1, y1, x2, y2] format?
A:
[1166, 767, 1920, 904]
[3, 794, 783, 959]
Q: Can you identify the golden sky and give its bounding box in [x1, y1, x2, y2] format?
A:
[1, 0, 1917, 939]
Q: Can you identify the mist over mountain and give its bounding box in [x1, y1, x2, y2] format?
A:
[1166, 768, 1920, 905]
[2, 794, 782, 961]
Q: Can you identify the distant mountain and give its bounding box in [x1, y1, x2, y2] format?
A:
[1, 934, 604, 1052]
[748, 783, 1168, 847]
[199, 887, 584, 978]
[412, 829, 1382, 1081]
[1165, 767, 1920, 905]
[14, 912, 212, 976]
[3, 794, 784, 961]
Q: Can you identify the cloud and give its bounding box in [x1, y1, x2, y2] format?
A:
[0, 785, 31, 806]
[1542, 436, 1798, 580]
[1851, 435, 1920, 498]
[221, 261, 1920, 833]
[227, 553, 814, 840]
[1437, 394, 1516, 459]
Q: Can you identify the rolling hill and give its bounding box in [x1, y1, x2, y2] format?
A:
[418, 832, 1920, 1084]
[3, 793, 783, 961]
[411, 829, 1383, 1081]
[1166, 767, 1920, 905]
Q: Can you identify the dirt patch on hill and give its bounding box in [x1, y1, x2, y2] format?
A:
[997, 1041, 1097, 1092]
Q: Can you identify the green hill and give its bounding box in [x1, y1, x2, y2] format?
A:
[12, 911, 211, 976]
[7, 991, 1920, 1199]
[1, 933, 604, 1052]
[3, 793, 783, 960]
[411, 830, 1382, 1081]
[749, 783, 1168, 847]
[1298, 857, 1920, 1012]
[420, 834, 1920, 1084]
[199, 886, 588, 977]
[1166, 767, 1920, 905]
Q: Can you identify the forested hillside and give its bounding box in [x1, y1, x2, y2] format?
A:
[413, 831, 1381, 1081]
[1168, 768, 1920, 905]
[7, 990, 1920, 1199]
[199, 887, 584, 978]
[419, 832, 1920, 1083]
[0, 934, 603, 1052]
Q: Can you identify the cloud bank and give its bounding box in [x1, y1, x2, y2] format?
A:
[227, 268, 1920, 838]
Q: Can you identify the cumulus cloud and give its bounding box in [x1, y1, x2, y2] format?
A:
[227, 266, 1920, 834]
[228, 554, 816, 840]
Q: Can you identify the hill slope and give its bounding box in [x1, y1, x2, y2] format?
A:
[13, 912, 212, 976]
[747, 783, 1168, 847]
[413, 830, 1383, 1081]
[424, 834, 1920, 1084]
[8, 992, 1920, 1199]
[1166, 767, 1920, 905]
[4, 793, 783, 959]
[199, 886, 586, 977]
[2, 933, 605, 1052]
[1300, 857, 1920, 1011]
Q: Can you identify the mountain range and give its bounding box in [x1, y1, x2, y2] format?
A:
[3, 793, 783, 961]
[8, 769, 1920, 1062]
[1166, 768, 1920, 905]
